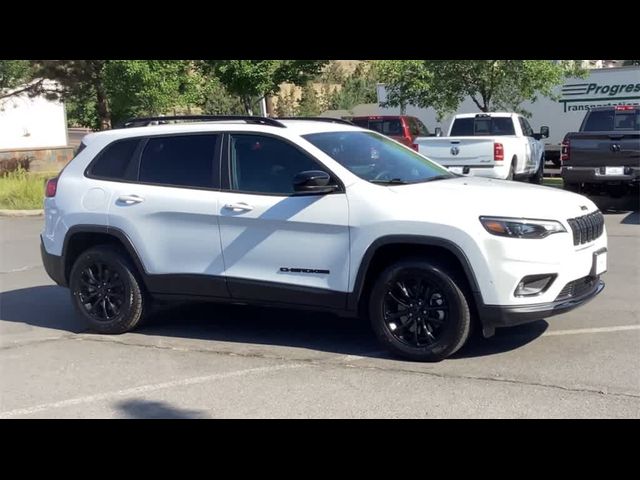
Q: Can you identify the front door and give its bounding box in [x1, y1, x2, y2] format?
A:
[217, 133, 350, 309]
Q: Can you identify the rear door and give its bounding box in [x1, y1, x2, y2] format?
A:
[106, 133, 228, 297]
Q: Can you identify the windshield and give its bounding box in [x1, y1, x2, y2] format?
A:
[303, 131, 453, 184]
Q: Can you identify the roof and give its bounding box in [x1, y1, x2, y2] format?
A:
[453, 112, 517, 118]
[82, 119, 363, 145]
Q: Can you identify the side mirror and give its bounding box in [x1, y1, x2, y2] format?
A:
[540, 126, 550, 138]
[434, 127, 442, 137]
[293, 170, 337, 194]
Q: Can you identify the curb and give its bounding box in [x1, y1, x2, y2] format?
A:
[0, 209, 44, 217]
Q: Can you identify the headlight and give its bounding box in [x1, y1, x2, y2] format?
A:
[479, 216, 566, 239]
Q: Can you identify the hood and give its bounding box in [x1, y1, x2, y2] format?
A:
[388, 176, 597, 221]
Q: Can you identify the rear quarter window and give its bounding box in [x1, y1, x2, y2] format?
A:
[88, 138, 140, 180]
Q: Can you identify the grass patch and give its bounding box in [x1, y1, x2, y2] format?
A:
[543, 177, 563, 189]
[0, 169, 53, 210]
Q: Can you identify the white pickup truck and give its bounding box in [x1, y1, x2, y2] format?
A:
[415, 112, 549, 183]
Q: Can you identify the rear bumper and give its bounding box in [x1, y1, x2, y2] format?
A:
[40, 236, 66, 287]
[479, 277, 604, 329]
[562, 166, 640, 185]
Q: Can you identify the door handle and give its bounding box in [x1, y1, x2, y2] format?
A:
[224, 202, 254, 212]
[117, 194, 145, 205]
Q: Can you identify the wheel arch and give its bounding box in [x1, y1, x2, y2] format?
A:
[348, 236, 482, 315]
[62, 225, 148, 287]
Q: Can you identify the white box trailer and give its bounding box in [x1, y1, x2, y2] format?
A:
[376, 66, 640, 165]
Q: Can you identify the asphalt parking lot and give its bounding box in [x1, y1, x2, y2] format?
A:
[1, 194, 639, 418]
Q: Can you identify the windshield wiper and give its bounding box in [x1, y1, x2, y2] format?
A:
[411, 175, 455, 184]
[370, 178, 409, 185]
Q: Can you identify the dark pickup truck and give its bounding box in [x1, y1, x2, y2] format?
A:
[562, 105, 640, 197]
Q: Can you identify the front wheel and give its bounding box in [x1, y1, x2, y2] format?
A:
[69, 245, 147, 334]
[368, 259, 472, 362]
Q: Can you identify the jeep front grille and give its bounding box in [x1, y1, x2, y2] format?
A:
[567, 211, 604, 246]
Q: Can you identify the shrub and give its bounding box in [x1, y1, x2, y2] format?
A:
[0, 168, 47, 209]
[0, 156, 32, 176]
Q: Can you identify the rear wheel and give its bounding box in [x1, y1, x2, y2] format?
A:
[529, 158, 544, 184]
[69, 245, 147, 334]
[506, 158, 515, 181]
[368, 258, 472, 362]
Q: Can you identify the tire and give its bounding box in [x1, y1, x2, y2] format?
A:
[529, 158, 544, 184]
[506, 158, 515, 181]
[69, 245, 147, 334]
[368, 258, 472, 362]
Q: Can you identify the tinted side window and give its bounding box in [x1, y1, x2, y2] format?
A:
[415, 119, 430, 136]
[519, 118, 534, 137]
[407, 118, 420, 136]
[583, 110, 614, 131]
[139, 134, 219, 189]
[229, 134, 328, 195]
[350, 118, 370, 129]
[368, 119, 403, 136]
[90, 138, 140, 180]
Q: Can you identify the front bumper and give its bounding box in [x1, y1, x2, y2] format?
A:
[40, 236, 66, 287]
[479, 276, 604, 328]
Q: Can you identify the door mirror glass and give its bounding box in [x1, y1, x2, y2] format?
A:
[540, 126, 550, 138]
[293, 170, 336, 194]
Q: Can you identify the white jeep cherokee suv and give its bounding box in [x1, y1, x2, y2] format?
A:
[41, 115, 607, 361]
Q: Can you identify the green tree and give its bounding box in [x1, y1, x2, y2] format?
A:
[376, 60, 585, 117]
[203, 60, 328, 115]
[35, 60, 200, 129]
[199, 76, 247, 115]
[0, 60, 41, 100]
[275, 87, 298, 117]
[297, 83, 321, 116]
[328, 62, 378, 111]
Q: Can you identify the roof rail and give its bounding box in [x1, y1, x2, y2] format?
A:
[276, 116, 354, 126]
[114, 115, 286, 129]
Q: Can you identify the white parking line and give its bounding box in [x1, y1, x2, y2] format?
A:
[0, 362, 306, 419]
[542, 325, 640, 336]
[334, 351, 388, 363]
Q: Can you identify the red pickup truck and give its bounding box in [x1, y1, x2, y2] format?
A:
[349, 115, 434, 150]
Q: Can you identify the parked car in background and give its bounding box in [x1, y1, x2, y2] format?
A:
[415, 112, 548, 183]
[349, 115, 435, 150]
[562, 105, 640, 197]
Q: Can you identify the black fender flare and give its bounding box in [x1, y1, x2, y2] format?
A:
[347, 235, 482, 312]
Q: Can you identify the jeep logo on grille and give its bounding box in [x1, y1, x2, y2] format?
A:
[450, 146, 460, 156]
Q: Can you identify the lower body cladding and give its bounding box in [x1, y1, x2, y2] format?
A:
[40, 218, 607, 341]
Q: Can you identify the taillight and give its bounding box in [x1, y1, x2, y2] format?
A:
[411, 143, 419, 151]
[561, 140, 570, 164]
[45, 177, 58, 197]
[494, 142, 504, 161]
